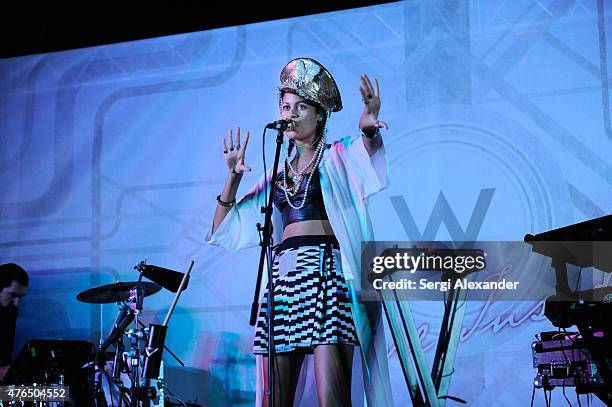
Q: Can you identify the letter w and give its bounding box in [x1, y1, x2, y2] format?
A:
[390, 189, 495, 241]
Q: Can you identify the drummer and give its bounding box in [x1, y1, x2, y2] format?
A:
[0, 263, 29, 381]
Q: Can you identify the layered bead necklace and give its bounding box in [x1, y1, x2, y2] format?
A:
[281, 134, 326, 210]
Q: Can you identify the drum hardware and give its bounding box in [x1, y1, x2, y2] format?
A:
[76, 259, 193, 406]
[76, 282, 162, 304]
[133, 261, 190, 293]
[142, 261, 193, 382]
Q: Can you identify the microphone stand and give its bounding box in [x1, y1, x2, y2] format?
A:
[127, 272, 146, 406]
[249, 124, 285, 407]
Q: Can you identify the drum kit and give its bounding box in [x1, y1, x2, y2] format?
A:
[2, 260, 194, 407]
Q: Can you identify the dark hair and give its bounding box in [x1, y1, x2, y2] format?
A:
[0, 263, 29, 289]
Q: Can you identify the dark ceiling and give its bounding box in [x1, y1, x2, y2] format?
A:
[0, 1, 396, 59]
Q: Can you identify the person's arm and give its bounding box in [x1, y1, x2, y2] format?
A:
[361, 127, 383, 154]
[358, 74, 388, 156]
[211, 127, 251, 234]
[212, 172, 243, 234]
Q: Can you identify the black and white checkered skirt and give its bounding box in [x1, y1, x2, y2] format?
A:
[253, 235, 358, 354]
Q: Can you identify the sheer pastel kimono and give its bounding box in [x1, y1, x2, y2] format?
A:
[206, 134, 393, 406]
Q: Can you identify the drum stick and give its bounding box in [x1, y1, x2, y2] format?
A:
[162, 260, 194, 327]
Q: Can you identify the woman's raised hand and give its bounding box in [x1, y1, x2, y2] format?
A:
[222, 127, 251, 175]
[358, 74, 389, 132]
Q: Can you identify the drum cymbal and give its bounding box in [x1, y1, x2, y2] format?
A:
[76, 281, 161, 304]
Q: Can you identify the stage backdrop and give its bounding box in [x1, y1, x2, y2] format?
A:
[1, 1, 611, 406]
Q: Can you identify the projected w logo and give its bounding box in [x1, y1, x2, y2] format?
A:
[390, 188, 495, 241]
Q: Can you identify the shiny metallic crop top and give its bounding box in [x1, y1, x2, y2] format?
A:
[273, 169, 329, 227]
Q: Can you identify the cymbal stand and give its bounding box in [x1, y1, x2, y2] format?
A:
[127, 277, 150, 406]
[93, 362, 109, 407]
[112, 279, 150, 407]
[95, 301, 133, 407]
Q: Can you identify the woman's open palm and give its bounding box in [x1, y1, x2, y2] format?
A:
[222, 127, 251, 174]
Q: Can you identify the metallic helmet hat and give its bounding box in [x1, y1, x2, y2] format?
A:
[279, 58, 342, 113]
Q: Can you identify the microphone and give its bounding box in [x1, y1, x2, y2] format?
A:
[266, 119, 295, 130]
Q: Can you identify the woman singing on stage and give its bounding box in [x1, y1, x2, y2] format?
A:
[207, 58, 392, 406]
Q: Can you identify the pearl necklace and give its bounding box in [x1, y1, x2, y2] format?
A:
[286, 142, 320, 185]
[282, 135, 326, 209]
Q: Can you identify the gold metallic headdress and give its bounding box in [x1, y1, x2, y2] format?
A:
[279, 58, 342, 113]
